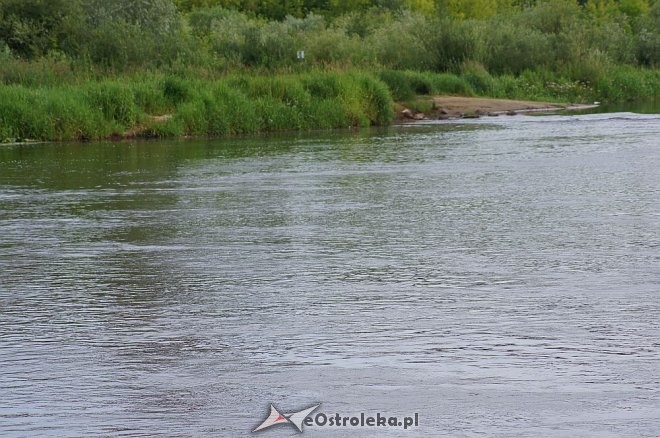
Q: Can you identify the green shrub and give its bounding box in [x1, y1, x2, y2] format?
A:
[368, 11, 436, 70]
[635, 26, 660, 67]
[81, 0, 186, 71]
[489, 74, 520, 99]
[303, 27, 366, 67]
[0, 0, 85, 59]
[187, 6, 234, 37]
[378, 70, 415, 100]
[520, 0, 581, 35]
[430, 73, 474, 95]
[85, 20, 153, 70]
[0, 56, 79, 87]
[432, 19, 478, 71]
[379, 70, 474, 99]
[562, 49, 613, 84]
[460, 61, 493, 94]
[406, 72, 433, 95]
[478, 20, 553, 74]
[596, 66, 655, 101]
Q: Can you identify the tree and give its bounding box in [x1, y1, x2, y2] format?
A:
[438, 0, 509, 20]
[618, 0, 650, 17]
[80, 0, 186, 69]
[0, 0, 84, 58]
[403, 0, 437, 15]
[83, 0, 181, 35]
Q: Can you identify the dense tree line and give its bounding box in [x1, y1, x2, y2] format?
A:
[0, 0, 657, 73]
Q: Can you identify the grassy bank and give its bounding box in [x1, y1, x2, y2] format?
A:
[0, 71, 393, 142]
[1, 1, 658, 142]
[378, 66, 660, 106]
[1, 65, 658, 142]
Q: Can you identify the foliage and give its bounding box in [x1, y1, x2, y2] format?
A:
[476, 19, 554, 74]
[460, 61, 493, 93]
[0, 0, 84, 58]
[0, 0, 658, 142]
[366, 11, 436, 70]
[378, 69, 474, 100]
[1, 0, 658, 71]
[0, 84, 110, 141]
[83, 0, 181, 35]
[0, 71, 395, 142]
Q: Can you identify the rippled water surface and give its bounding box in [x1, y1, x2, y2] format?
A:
[1, 113, 659, 436]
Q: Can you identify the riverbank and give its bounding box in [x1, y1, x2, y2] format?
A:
[0, 71, 394, 143]
[0, 68, 658, 143]
[396, 96, 599, 121]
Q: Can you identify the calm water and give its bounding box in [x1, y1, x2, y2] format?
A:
[1, 112, 659, 437]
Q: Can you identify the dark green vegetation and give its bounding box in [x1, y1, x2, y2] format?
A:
[1, 0, 658, 141]
[0, 72, 393, 141]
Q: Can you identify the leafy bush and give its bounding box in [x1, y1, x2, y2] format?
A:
[429, 73, 474, 95]
[0, 0, 84, 58]
[84, 0, 181, 37]
[0, 55, 79, 86]
[367, 11, 436, 70]
[379, 69, 475, 99]
[432, 19, 479, 71]
[478, 20, 553, 74]
[187, 6, 234, 37]
[520, 0, 581, 35]
[303, 27, 367, 67]
[633, 21, 660, 66]
[596, 65, 656, 101]
[85, 21, 154, 70]
[378, 70, 416, 100]
[489, 74, 521, 99]
[460, 61, 493, 94]
[562, 49, 613, 84]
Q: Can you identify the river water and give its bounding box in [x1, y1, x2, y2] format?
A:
[1, 112, 659, 436]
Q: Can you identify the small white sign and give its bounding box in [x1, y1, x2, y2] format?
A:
[296, 50, 305, 60]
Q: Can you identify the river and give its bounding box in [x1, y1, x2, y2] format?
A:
[1, 111, 659, 436]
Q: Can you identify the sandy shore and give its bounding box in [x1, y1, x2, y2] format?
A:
[396, 96, 598, 122]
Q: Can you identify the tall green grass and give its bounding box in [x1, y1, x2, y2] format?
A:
[595, 66, 660, 101]
[378, 70, 475, 101]
[377, 65, 659, 105]
[0, 71, 394, 142]
[0, 85, 111, 141]
[1, 65, 657, 143]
